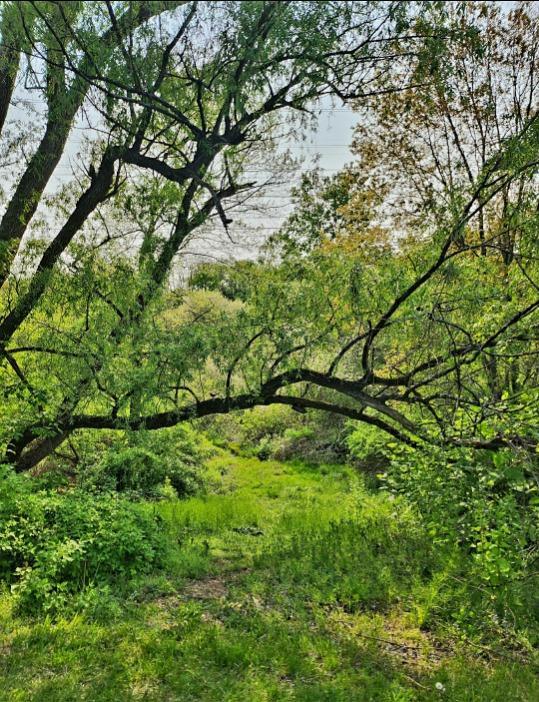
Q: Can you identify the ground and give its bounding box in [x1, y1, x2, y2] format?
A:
[0, 452, 536, 701]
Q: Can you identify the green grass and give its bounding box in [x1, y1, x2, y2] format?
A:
[0, 452, 537, 701]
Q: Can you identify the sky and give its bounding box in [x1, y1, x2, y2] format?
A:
[178, 100, 360, 266]
[6, 1, 520, 271]
[7, 84, 360, 276]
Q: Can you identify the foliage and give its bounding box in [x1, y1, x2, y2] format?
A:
[188, 260, 263, 302]
[380, 446, 539, 638]
[0, 1, 537, 476]
[204, 405, 349, 464]
[0, 452, 537, 700]
[83, 446, 170, 496]
[346, 422, 395, 470]
[0, 3, 538, 696]
[78, 425, 210, 498]
[0, 0, 431, 471]
[0, 468, 170, 614]
[266, 166, 389, 258]
[353, 1, 539, 254]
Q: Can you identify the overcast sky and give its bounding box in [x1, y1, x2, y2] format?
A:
[8, 1, 518, 270]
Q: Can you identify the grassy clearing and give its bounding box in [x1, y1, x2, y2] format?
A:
[0, 452, 537, 701]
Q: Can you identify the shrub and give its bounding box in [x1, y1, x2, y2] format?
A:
[382, 447, 538, 574]
[380, 446, 539, 638]
[139, 426, 211, 496]
[346, 422, 393, 471]
[240, 405, 295, 444]
[0, 468, 170, 614]
[205, 406, 349, 463]
[79, 425, 209, 498]
[254, 435, 274, 461]
[85, 446, 167, 495]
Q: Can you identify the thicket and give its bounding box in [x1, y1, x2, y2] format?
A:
[0, 467, 171, 615]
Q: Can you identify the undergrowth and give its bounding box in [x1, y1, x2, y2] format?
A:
[0, 452, 537, 701]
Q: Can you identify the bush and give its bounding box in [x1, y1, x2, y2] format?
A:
[85, 446, 167, 495]
[254, 435, 274, 461]
[380, 446, 539, 639]
[204, 406, 349, 464]
[78, 425, 209, 498]
[0, 467, 170, 614]
[382, 447, 538, 576]
[140, 426, 211, 496]
[346, 422, 393, 471]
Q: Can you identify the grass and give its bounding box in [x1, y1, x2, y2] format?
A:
[0, 452, 537, 701]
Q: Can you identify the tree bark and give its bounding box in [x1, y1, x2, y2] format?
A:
[0, 3, 23, 136]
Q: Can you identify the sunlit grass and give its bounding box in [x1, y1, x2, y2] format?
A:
[0, 452, 537, 701]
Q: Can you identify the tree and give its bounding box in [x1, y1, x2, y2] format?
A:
[0, 0, 437, 471]
[259, 1, 539, 452]
[2, 1, 538, 472]
[352, 1, 539, 262]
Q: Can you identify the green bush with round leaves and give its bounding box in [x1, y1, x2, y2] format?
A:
[0, 466, 170, 614]
[78, 425, 208, 498]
